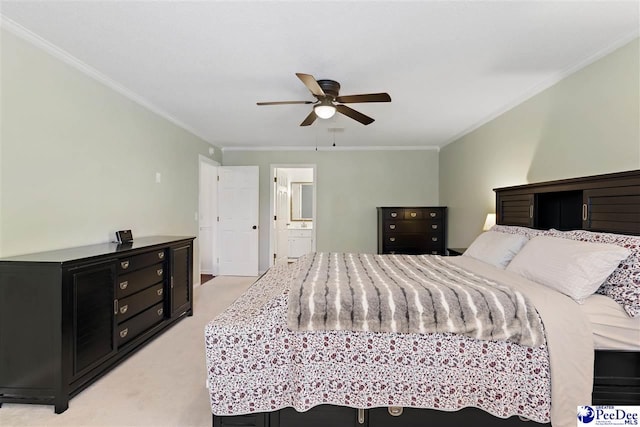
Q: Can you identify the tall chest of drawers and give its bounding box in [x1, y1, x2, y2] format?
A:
[377, 207, 447, 255]
[0, 236, 194, 413]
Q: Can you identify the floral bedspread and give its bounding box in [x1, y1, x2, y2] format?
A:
[205, 259, 551, 422]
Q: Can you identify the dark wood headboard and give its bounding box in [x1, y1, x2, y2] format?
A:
[495, 170, 640, 405]
[494, 169, 640, 235]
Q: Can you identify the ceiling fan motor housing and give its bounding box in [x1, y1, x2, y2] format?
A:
[316, 80, 341, 99]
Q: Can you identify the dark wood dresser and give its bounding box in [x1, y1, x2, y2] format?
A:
[377, 207, 447, 255]
[0, 235, 194, 413]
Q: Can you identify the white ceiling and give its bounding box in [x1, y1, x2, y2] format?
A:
[1, 1, 638, 150]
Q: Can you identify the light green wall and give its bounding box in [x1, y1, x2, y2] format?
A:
[0, 29, 222, 283]
[5, 25, 635, 275]
[223, 149, 439, 271]
[440, 38, 640, 247]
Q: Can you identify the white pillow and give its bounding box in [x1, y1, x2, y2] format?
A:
[506, 236, 631, 302]
[462, 231, 529, 269]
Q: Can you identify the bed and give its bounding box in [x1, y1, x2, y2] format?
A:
[206, 170, 640, 427]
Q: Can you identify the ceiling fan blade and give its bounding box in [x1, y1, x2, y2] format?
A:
[335, 93, 391, 103]
[336, 104, 374, 125]
[257, 100, 314, 106]
[296, 73, 326, 97]
[300, 111, 317, 126]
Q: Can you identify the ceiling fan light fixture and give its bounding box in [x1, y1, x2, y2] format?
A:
[314, 103, 336, 119]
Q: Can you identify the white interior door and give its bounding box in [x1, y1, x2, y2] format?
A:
[199, 158, 218, 276]
[218, 166, 259, 276]
[274, 169, 289, 265]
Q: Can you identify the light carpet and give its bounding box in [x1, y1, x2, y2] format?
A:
[0, 275, 256, 427]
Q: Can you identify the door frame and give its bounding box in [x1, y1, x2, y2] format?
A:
[273, 168, 290, 266]
[198, 154, 220, 283]
[269, 164, 317, 269]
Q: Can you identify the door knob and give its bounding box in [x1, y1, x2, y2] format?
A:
[252, 225, 257, 229]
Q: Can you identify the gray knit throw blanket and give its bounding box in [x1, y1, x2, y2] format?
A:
[287, 253, 545, 347]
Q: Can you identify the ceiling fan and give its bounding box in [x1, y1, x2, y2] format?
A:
[257, 73, 391, 126]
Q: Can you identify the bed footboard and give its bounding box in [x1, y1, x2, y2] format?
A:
[213, 406, 551, 427]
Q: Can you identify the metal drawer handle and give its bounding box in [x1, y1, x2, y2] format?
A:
[158, 252, 165, 259]
[430, 212, 436, 218]
[120, 328, 128, 338]
[390, 212, 398, 218]
[388, 406, 403, 417]
[432, 251, 438, 255]
[582, 203, 588, 221]
[358, 408, 365, 424]
[432, 237, 438, 242]
[120, 260, 130, 269]
[156, 268, 163, 276]
[432, 224, 438, 229]
[120, 305, 128, 314]
[157, 289, 163, 296]
[410, 212, 417, 218]
[119, 281, 128, 290]
[157, 308, 164, 316]
[389, 224, 396, 230]
[389, 237, 396, 242]
[529, 205, 534, 219]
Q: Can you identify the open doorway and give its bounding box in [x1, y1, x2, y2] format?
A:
[198, 155, 219, 285]
[270, 165, 316, 267]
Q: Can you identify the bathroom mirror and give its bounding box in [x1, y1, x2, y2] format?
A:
[291, 182, 313, 221]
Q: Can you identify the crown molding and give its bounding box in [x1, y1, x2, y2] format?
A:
[440, 29, 640, 148]
[222, 145, 440, 152]
[1, 15, 212, 145]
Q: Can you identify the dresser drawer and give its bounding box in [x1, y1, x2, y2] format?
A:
[383, 239, 424, 252]
[381, 208, 444, 220]
[117, 302, 165, 346]
[118, 249, 166, 273]
[403, 209, 424, 219]
[116, 283, 164, 323]
[385, 248, 444, 255]
[413, 208, 442, 220]
[384, 220, 441, 233]
[381, 209, 405, 220]
[385, 247, 444, 256]
[423, 242, 446, 255]
[383, 234, 444, 255]
[116, 263, 165, 299]
[384, 233, 442, 245]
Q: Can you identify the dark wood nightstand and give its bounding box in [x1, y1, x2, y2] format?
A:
[447, 247, 467, 256]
